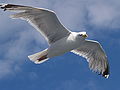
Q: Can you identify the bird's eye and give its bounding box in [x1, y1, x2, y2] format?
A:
[78, 34, 82, 36]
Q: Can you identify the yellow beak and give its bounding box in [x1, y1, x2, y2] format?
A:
[82, 34, 88, 38]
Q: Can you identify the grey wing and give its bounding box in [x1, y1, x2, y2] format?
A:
[71, 40, 109, 78]
[0, 4, 70, 44]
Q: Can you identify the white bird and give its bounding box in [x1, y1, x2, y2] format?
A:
[0, 4, 109, 78]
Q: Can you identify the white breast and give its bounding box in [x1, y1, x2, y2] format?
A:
[47, 33, 85, 58]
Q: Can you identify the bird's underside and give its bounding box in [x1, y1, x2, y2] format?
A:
[0, 4, 110, 78]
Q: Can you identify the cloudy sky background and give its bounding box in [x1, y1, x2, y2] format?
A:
[0, 0, 120, 90]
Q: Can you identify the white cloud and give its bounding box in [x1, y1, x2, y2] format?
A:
[87, 0, 120, 29]
[0, 24, 47, 79]
[52, 0, 87, 31]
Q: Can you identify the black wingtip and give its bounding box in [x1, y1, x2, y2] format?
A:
[0, 4, 17, 11]
[102, 65, 110, 78]
[0, 4, 7, 11]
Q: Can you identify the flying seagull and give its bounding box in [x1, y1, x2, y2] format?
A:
[0, 4, 109, 78]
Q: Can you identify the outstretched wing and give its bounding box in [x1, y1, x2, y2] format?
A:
[0, 4, 70, 44]
[71, 40, 109, 78]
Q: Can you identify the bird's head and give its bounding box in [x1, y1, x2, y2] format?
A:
[78, 32, 88, 38]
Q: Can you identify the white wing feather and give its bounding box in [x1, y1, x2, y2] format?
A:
[71, 40, 109, 78]
[0, 4, 70, 44]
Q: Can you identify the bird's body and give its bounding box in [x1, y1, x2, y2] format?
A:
[48, 32, 85, 58]
[0, 4, 109, 78]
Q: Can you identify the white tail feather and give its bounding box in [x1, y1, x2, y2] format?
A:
[28, 49, 49, 64]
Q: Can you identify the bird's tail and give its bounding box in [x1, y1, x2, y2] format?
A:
[28, 49, 49, 64]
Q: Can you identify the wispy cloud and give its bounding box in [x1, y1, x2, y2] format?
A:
[87, 0, 120, 29]
[0, 25, 46, 79]
[0, 60, 13, 79]
[55, 79, 100, 90]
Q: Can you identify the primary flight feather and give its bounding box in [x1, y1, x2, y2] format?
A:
[0, 4, 109, 78]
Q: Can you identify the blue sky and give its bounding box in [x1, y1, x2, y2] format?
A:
[0, 0, 120, 90]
